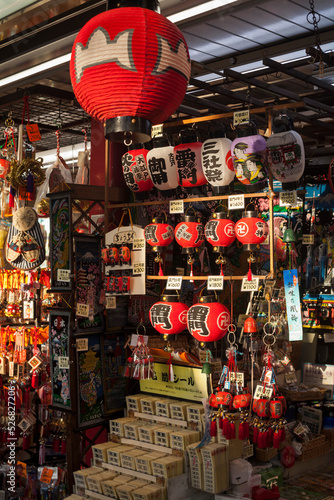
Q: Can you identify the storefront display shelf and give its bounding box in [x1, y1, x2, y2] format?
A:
[146, 275, 268, 280]
[133, 411, 188, 428]
[101, 462, 158, 483]
[120, 437, 174, 455]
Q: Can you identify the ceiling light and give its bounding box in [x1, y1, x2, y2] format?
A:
[167, 0, 237, 23]
[0, 53, 71, 88]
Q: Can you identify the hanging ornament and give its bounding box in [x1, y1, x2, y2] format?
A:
[121, 144, 154, 192]
[149, 293, 189, 340]
[205, 208, 235, 275]
[267, 115, 305, 191]
[187, 293, 230, 344]
[70, 2, 191, 143]
[201, 127, 235, 194]
[282, 210, 297, 271]
[144, 214, 174, 276]
[235, 210, 269, 251]
[174, 128, 206, 188]
[243, 315, 258, 334]
[146, 133, 178, 190]
[124, 325, 154, 380]
[231, 121, 267, 193]
[175, 207, 205, 254]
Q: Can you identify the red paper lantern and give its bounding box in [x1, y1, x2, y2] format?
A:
[144, 216, 174, 251]
[235, 211, 269, 251]
[175, 215, 204, 254]
[122, 147, 154, 192]
[119, 245, 131, 264]
[209, 390, 233, 408]
[149, 295, 189, 336]
[0, 158, 9, 179]
[233, 392, 251, 410]
[256, 398, 270, 418]
[205, 211, 236, 253]
[174, 129, 206, 187]
[187, 296, 230, 343]
[270, 399, 283, 419]
[70, 4, 190, 143]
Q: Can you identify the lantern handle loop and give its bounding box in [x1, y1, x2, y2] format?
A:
[199, 286, 217, 301]
[215, 203, 228, 214]
[263, 332, 276, 348]
[263, 321, 276, 335]
[118, 208, 133, 230]
[185, 204, 197, 217]
[245, 202, 256, 212]
[136, 323, 146, 336]
[227, 330, 236, 347]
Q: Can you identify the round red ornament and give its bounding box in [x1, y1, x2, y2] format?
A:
[233, 392, 251, 410]
[144, 216, 174, 252]
[149, 295, 189, 336]
[122, 147, 153, 192]
[280, 445, 296, 468]
[70, 4, 190, 143]
[175, 214, 204, 254]
[235, 211, 269, 251]
[187, 295, 230, 343]
[243, 316, 257, 334]
[205, 211, 236, 253]
[119, 245, 131, 264]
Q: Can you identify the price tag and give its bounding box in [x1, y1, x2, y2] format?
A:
[228, 194, 245, 210]
[302, 234, 314, 245]
[241, 277, 259, 292]
[57, 269, 71, 282]
[169, 200, 184, 214]
[76, 338, 88, 352]
[133, 262, 145, 275]
[152, 124, 164, 137]
[133, 238, 145, 250]
[26, 123, 41, 142]
[58, 356, 69, 369]
[166, 276, 182, 290]
[279, 190, 297, 207]
[253, 384, 273, 400]
[242, 443, 254, 459]
[106, 296, 116, 309]
[17, 461, 27, 478]
[76, 303, 90, 317]
[233, 109, 249, 127]
[9, 361, 14, 377]
[207, 275, 224, 290]
[40, 467, 54, 484]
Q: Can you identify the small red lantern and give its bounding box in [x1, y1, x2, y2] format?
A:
[270, 399, 283, 419]
[243, 316, 257, 334]
[209, 390, 233, 408]
[233, 392, 251, 410]
[205, 211, 236, 253]
[109, 246, 119, 266]
[149, 294, 189, 336]
[122, 146, 153, 192]
[235, 211, 269, 251]
[70, 3, 190, 143]
[256, 398, 270, 418]
[0, 158, 9, 179]
[119, 245, 131, 265]
[187, 295, 230, 343]
[175, 214, 204, 254]
[144, 217, 174, 251]
[101, 247, 110, 265]
[174, 129, 206, 188]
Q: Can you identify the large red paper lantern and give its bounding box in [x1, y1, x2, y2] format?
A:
[205, 211, 235, 253]
[146, 135, 178, 190]
[201, 137, 235, 194]
[187, 296, 230, 343]
[149, 295, 189, 336]
[122, 147, 153, 192]
[144, 217, 174, 251]
[70, 4, 191, 143]
[235, 211, 269, 251]
[175, 215, 204, 254]
[174, 129, 206, 187]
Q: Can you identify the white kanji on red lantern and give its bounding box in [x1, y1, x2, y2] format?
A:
[235, 222, 249, 238]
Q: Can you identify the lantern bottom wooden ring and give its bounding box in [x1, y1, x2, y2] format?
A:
[245, 179, 267, 193]
[212, 184, 233, 195]
[282, 180, 299, 191]
[105, 116, 152, 144]
[243, 243, 258, 251]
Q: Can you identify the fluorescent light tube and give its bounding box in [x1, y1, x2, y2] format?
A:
[167, 0, 237, 23]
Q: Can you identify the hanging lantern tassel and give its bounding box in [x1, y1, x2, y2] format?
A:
[247, 252, 255, 281]
[31, 370, 39, 389]
[9, 186, 16, 208]
[124, 357, 133, 378]
[154, 253, 164, 276]
[210, 416, 217, 437]
[167, 353, 174, 382]
[215, 254, 226, 277]
[230, 418, 236, 440]
[188, 255, 195, 282]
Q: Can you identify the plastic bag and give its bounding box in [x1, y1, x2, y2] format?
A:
[75, 150, 90, 185]
[34, 157, 72, 215]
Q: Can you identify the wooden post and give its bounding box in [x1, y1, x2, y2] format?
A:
[104, 128, 110, 242]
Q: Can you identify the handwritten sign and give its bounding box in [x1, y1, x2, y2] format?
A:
[106, 296, 116, 309]
[279, 190, 297, 207]
[233, 109, 249, 127]
[169, 200, 184, 214]
[241, 277, 259, 292]
[40, 467, 54, 484]
[254, 384, 273, 400]
[76, 303, 90, 318]
[207, 275, 224, 290]
[283, 269, 303, 341]
[76, 339, 88, 352]
[58, 356, 69, 369]
[228, 194, 245, 211]
[133, 262, 145, 275]
[166, 276, 182, 290]
[133, 239, 145, 250]
[152, 124, 164, 137]
[26, 123, 41, 142]
[57, 269, 71, 282]
[112, 230, 134, 245]
[302, 234, 314, 245]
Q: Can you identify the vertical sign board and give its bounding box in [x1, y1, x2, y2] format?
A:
[49, 192, 72, 292]
[49, 310, 71, 409]
[283, 269, 303, 341]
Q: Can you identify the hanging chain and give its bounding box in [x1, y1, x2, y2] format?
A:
[307, 0, 324, 78]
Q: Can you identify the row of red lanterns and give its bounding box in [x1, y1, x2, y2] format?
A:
[149, 293, 230, 343]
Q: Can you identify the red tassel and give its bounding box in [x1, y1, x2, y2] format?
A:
[258, 431, 266, 449]
[273, 430, 280, 449]
[31, 371, 39, 389]
[222, 418, 229, 436]
[225, 421, 232, 440]
[230, 422, 236, 439]
[244, 421, 250, 439]
[219, 416, 224, 430]
[22, 434, 29, 450]
[210, 419, 217, 437]
[124, 365, 131, 377]
[238, 422, 245, 440]
[54, 437, 60, 452]
[279, 427, 285, 442]
[253, 426, 259, 444]
[61, 438, 67, 454]
[2, 430, 7, 442]
[247, 263, 252, 281]
[267, 427, 274, 447]
[158, 261, 164, 276]
[220, 263, 224, 277]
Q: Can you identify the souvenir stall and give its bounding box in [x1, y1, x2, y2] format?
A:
[0, 1, 334, 500]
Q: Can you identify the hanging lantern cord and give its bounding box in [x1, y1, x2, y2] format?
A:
[55, 130, 61, 158]
[82, 128, 88, 151]
[124, 132, 133, 147]
[307, 0, 324, 78]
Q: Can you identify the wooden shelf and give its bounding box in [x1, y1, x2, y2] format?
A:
[52, 182, 128, 203]
[134, 412, 188, 428]
[147, 275, 268, 280]
[120, 437, 174, 455]
[101, 462, 157, 483]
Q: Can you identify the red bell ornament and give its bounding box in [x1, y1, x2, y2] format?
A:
[243, 316, 257, 334]
[235, 211, 269, 251]
[122, 146, 153, 192]
[144, 216, 174, 251]
[70, 3, 191, 143]
[146, 134, 178, 190]
[187, 295, 230, 343]
[149, 295, 189, 336]
[201, 137, 235, 194]
[175, 214, 204, 254]
[205, 211, 235, 253]
[174, 129, 206, 188]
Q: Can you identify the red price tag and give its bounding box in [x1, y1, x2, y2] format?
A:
[26, 124, 41, 142]
[40, 467, 53, 484]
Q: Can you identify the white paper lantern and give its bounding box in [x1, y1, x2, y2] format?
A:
[146, 135, 178, 190]
[201, 137, 235, 194]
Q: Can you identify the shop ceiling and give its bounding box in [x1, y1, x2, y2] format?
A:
[0, 0, 334, 171]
